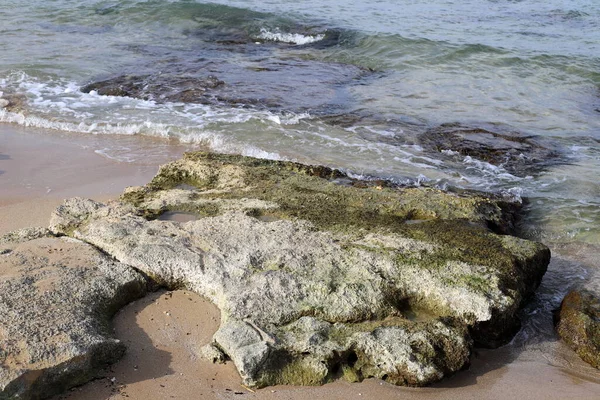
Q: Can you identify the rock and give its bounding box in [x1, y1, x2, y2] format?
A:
[0, 230, 147, 399]
[315, 115, 563, 179]
[0, 226, 51, 245]
[81, 74, 225, 103]
[419, 123, 562, 177]
[80, 59, 369, 114]
[49, 151, 550, 388]
[199, 344, 227, 364]
[78, 4, 361, 114]
[0, 93, 28, 113]
[213, 320, 273, 385]
[555, 288, 600, 369]
[255, 316, 471, 387]
[80, 58, 369, 113]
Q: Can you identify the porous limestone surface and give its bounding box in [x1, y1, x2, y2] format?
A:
[48, 152, 550, 388]
[0, 230, 147, 399]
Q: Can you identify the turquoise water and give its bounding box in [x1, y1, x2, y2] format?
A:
[1, 0, 600, 368]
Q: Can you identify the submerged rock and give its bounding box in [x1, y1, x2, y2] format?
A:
[81, 74, 225, 103]
[49, 152, 550, 388]
[80, 55, 368, 113]
[314, 114, 564, 178]
[419, 123, 562, 176]
[556, 287, 600, 369]
[79, 5, 360, 113]
[0, 230, 147, 399]
[0, 93, 28, 113]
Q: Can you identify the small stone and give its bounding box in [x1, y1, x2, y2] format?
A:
[199, 344, 227, 364]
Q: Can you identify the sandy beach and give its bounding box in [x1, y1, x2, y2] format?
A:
[0, 124, 192, 235]
[1, 124, 599, 400]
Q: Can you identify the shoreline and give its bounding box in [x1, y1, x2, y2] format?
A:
[0, 124, 190, 235]
[1, 123, 599, 399]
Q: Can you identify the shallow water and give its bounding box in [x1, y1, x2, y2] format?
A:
[1, 0, 599, 378]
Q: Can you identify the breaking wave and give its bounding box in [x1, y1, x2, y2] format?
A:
[256, 28, 325, 45]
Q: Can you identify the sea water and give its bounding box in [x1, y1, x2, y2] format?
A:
[1, 0, 599, 378]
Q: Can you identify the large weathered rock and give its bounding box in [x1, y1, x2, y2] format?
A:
[556, 286, 600, 369]
[0, 229, 147, 399]
[49, 152, 550, 388]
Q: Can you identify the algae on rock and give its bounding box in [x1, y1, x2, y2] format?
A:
[556, 287, 600, 369]
[49, 151, 550, 388]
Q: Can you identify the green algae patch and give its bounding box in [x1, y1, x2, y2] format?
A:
[160, 202, 221, 219]
[257, 356, 330, 387]
[121, 186, 149, 208]
[397, 221, 515, 276]
[127, 151, 519, 237]
[341, 364, 362, 383]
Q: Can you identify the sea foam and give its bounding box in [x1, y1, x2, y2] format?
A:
[256, 28, 325, 45]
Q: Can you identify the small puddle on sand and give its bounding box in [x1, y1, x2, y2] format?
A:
[157, 211, 198, 223]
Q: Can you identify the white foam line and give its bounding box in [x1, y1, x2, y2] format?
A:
[0, 109, 172, 137]
[256, 28, 325, 45]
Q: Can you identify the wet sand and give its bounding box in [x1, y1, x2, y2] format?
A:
[1, 124, 599, 399]
[0, 124, 189, 234]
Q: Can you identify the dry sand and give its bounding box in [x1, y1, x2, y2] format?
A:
[1, 124, 599, 400]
